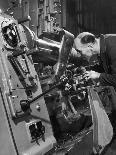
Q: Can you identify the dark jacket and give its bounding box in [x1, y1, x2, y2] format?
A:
[98, 34, 116, 87]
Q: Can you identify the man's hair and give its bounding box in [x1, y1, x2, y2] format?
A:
[74, 32, 95, 50]
[81, 34, 95, 44]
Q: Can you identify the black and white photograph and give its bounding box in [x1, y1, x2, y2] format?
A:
[0, 0, 116, 154]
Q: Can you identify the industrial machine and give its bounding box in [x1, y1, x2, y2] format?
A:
[0, 11, 115, 155]
[24, 27, 114, 154]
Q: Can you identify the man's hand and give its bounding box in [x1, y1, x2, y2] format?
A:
[83, 70, 100, 80]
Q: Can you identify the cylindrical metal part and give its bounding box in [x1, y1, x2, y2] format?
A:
[35, 38, 60, 49]
[18, 15, 31, 24]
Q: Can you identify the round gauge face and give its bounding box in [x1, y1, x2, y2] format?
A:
[2, 23, 18, 48]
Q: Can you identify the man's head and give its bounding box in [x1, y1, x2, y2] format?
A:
[74, 32, 100, 60]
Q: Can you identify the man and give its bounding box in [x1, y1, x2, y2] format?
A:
[74, 32, 116, 154]
[74, 32, 116, 88]
[74, 31, 116, 134]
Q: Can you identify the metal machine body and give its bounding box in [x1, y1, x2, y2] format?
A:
[0, 13, 56, 155]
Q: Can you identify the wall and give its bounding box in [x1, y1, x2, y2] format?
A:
[0, 0, 9, 12]
[65, 0, 116, 36]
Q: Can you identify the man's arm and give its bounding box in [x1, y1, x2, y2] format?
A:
[99, 44, 116, 87]
[99, 73, 116, 87]
[88, 63, 104, 73]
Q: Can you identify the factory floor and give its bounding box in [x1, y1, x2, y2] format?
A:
[51, 108, 116, 155]
[68, 132, 116, 155]
[52, 130, 116, 155]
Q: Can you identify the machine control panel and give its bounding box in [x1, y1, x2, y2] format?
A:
[27, 121, 45, 142]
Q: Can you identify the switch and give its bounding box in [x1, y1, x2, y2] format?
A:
[28, 121, 45, 142]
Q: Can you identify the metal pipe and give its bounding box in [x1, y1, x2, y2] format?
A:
[18, 15, 31, 24]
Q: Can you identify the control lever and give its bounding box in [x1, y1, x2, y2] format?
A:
[28, 77, 68, 104]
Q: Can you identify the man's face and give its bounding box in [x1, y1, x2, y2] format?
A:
[74, 37, 99, 61]
[79, 45, 93, 61]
